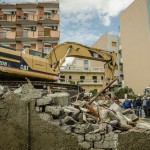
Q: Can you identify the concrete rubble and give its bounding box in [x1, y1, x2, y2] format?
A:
[1, 84, 150, 150]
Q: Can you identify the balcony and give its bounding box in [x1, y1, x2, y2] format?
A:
[59, 79, 103, 85]
[60, 66, 105, 73]
[38, 13, 60, 23]
[16, 14, 37, 21]
[0, 31, 16, 42]
[0, 14, 16, 25]
[38, 30, 59, 41]
[16, 31, 38, 41]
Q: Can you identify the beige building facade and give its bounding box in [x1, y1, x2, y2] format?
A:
[92, 32, 123, 87]
[120, 0, 150, 94]
[60, 58, 105, 93]
[0, 1, 59, 56]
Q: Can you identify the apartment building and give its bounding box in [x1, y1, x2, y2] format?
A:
[120, 0, 150, 94]
[0, 0, 59, 55]
[92, 32, 123, 87]
[60, 58, 105, 93]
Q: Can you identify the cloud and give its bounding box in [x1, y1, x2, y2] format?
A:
[60, 0, 134, 26]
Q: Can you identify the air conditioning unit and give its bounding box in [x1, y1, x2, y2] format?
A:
[52, 26, 57, 30]
[52, 10, 57, 14]
[31, 27, 36, 31]
[12, 11, 16, 15]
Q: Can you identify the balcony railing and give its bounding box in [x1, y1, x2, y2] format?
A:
[60, 66, 105, 72]
[39, 13, 59, 21]
[16, 31, 38, 38]
[38, 30, 59, 38]
[59, 79, 103, 84]
[0, 14, 16, 22]
[0, 31, 16, 39]
[16, 14, 38, 21]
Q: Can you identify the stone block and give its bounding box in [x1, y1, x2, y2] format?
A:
[38, 113, 52, 122]
[0, 85, 7, 96]
[73, 124, 93, 134]
[45, 106, 63, 117]
[35, 106, 43, 113]
[47, 93, 69, 106]
[61, 125, 72, 134]
[77, 134, 85, 142]
[85, 133, 101, 142]
[94, 141, 109, 149]
[37, 97, 54, 106]
[62, 116, 76, 125]
[79, 141, 92, 149]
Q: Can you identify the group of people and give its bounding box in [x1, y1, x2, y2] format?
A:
[122, 96, 150, 118]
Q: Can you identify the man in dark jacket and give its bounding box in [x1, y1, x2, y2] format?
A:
[146, 97, 150, 118]
[136, 96, 142, 117]
[132, 97, 137, 114]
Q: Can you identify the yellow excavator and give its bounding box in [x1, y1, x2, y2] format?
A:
[0, 42, 118, 84]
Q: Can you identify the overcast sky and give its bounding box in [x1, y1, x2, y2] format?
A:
[1, 0, 134, 46]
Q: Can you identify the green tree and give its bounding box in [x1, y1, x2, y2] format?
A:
[114, 86, 135, 99]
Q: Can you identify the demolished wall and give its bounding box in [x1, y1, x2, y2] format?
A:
[1, 84, 150, 150]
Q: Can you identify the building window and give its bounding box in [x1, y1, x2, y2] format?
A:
[69, 76, 72, 80]
[101, 76, 104, 80]
[84, 68, 89, 71]
[84, 60, 88, 65]
[112, 42, 117, 47]
[60, 75, 65, 82]
[80, 76, 85, 82]
[93, 76, 97, 83]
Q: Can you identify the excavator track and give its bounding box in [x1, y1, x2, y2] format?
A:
[0, 80, 83, 92]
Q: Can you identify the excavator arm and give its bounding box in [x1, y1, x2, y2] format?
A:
[46, 42, 118, 84]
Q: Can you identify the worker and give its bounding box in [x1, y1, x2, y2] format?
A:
[123, 98, 131, 109]
[142, 96, 148, 118]
[136, 96, 143, 117]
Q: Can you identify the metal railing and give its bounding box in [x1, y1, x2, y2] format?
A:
[0, 14, 16, 22]
[16, 31, 37, 38]
[38, 30, 59, 38]
[0, 31, 16, 39]
[60, 66, 105, 72]
[59, 79, 103, 84]
[16, 14, 37, 21]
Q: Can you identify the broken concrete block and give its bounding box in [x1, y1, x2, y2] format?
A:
[77, 134, 85, 143]
[94, 141, 110, 149]
[122, 109, 134, 115]
[20, 89, 43, 101]
[14, 87, 22, 94]
[39, 113, 52, 122]
[0, 85, 7, 96]
[85, 133, 101, 141]
[136, 121, 150, 129]
[47, 93, 69, 106]
[73, 124, 93, 134]
[45, 106, 63, 118]
[109, 103, 123, 112]
[78, 141, 92, 149]
[21, 84, 34, 94]
[63, 106, 80, 118]
[37, 97, 54, 106]
[61, 125, 72, 134]
[62, 116, 76, 125]
[35, 106, 43, 113]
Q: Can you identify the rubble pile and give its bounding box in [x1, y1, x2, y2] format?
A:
[1, 84, 150, 150]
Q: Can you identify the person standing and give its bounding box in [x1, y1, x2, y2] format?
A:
[132, 97, 137, 115]
[123, 98, 131, 109]
[142, 96, 148, 118]
[146, 97, 150, 118]
[136, 96, 143, 117]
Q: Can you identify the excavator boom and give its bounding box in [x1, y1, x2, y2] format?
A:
[46, 42, 118, 84]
